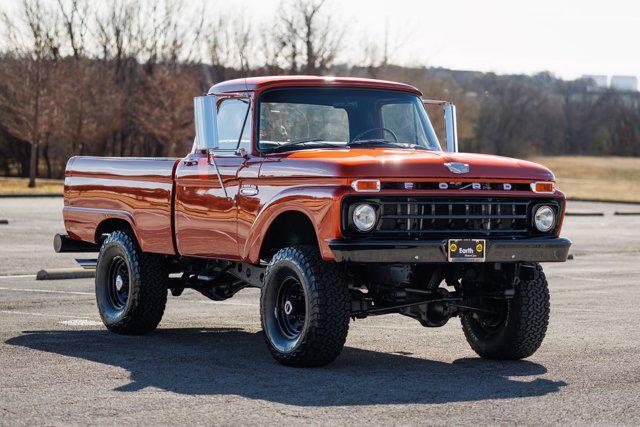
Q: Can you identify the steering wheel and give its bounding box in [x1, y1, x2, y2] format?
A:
[350, 127, 399, 144]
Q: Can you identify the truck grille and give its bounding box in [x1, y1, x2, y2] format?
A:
[345, 197, 536, 238]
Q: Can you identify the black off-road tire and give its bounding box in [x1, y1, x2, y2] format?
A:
[95, 230, 168, 335]
[260, 246, 351, 367]
[461, 263, 550, 359]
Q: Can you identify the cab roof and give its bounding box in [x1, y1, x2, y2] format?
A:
[207, 75, 422, 96]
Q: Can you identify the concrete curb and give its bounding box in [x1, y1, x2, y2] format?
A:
[565, 212, 604, 216]
[614, 211, 640, 216]
[567, 197, 640, 205]
[36, 268, 95, 280]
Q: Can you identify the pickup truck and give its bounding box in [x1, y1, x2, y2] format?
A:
[55, 75, 571, 367]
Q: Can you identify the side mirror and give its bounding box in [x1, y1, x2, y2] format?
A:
[443, 103, 458, 153]
[194, 95, 218, 150]
[422, 100, 459, 153]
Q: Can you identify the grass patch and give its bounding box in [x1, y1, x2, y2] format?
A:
[529, 156, 640, 203]
[0, 177, 64, 195]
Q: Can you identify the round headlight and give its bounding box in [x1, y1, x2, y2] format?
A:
[534, 205, 555, 232]
[353, 204, 377, 232]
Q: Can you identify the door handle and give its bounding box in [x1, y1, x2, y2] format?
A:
[183, 157, 199, 166]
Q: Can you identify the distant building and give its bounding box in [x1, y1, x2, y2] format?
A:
[582, 74, 608, 88]
[610, 75, 638, 92]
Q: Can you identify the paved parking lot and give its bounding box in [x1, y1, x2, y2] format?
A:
[1, 198, 639, 424]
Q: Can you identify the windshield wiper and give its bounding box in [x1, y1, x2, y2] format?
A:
[348, 139, 397, 147]
[267, 138, 342, 153]
[403, 143, 430, 150]
[348, 139, 428, 150]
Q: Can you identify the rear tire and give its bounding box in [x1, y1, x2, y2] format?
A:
[461, 263, 550, 359]
[260, 246, 350, 367]
[95, 230, 168, 335]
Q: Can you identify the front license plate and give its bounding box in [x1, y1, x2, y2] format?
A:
[447, 239, 486, 262]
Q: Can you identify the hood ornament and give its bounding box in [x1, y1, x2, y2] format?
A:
[444, 162, 469, 174]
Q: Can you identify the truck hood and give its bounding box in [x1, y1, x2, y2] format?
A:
[260, 148, 555, 181]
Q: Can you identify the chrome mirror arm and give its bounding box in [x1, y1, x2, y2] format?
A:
[207, 149, 230, 200]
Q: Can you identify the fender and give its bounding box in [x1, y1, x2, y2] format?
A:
[242, 184, 351, 263]
[64, 206, 140, 245]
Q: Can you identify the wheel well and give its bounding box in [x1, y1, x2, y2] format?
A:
[259, 211, 318, 262]
[95, 218, 134, 245]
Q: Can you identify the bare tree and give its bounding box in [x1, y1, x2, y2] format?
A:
[205, 15, 233, 82]
[359, 19, 414, 78]
[205, 14, 253, 83]
[136, 67, 200, 157]
[273, 0, 343, 74]
[57, 0, 87, 59]
[232, 16, 253, 74]
[55, 0, 94, 156]
[475, 78, 563, 157]
[137, 0, 205, 71]
[0, 0, 61, 187]
[259, 25, 283, 74]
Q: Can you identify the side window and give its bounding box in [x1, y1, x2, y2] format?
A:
[381, 102, 429, 146]
[216, 98, 251, 150]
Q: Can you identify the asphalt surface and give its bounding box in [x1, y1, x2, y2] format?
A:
[0, 198, 639, 424]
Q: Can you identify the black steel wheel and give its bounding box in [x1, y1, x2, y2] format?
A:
[461, 263, 550, 360]
[275, 275, 306, 340]
[107, 256, 130, 309]
[261, 246, 350, 367]
[95, 230, 168, 335]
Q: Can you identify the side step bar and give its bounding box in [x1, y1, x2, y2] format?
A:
[54, 234, 99, 253]
[75, 258, 97, 270]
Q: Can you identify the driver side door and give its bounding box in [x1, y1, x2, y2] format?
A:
[174, 95, 254, 260]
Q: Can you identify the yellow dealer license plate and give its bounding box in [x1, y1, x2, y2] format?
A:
[447, 239, 486, 262]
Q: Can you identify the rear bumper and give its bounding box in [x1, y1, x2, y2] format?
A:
[329, 237, 571, 263]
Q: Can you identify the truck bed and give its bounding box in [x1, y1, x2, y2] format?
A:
[63, 156, 180, 255]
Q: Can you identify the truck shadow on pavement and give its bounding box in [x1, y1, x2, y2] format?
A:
[6, 328, 566, 406]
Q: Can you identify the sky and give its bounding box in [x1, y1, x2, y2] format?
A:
[1, 0, 638, 80]
[230, 0, 640, 80]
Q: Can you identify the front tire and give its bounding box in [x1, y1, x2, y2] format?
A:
[260, 246, 350, 367]
[95, 230, 168, 335]
[461, 263, 550, 359]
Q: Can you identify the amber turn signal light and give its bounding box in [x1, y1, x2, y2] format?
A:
[351, 179, 381, 192]
[530, 181, 555, 194]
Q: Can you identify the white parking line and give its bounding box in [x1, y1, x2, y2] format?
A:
[0, 309, 92, 319]
[194, 300, 257, 308]
[0, 287, 93, 296]
[0, 286, 257, 306]
[0, 274, 37, 279]
[59, 319, 103, 326]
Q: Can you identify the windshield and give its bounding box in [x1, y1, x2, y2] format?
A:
[258, 88, 441, 152]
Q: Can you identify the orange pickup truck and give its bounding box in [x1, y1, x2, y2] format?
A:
[55, 76, 570, 367]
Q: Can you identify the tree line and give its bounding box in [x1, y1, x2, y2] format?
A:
[0, 0, 638, 186]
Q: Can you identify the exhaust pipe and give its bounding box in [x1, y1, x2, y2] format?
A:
[75, 258, 97, 270]
[54, 234, 99, 253]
